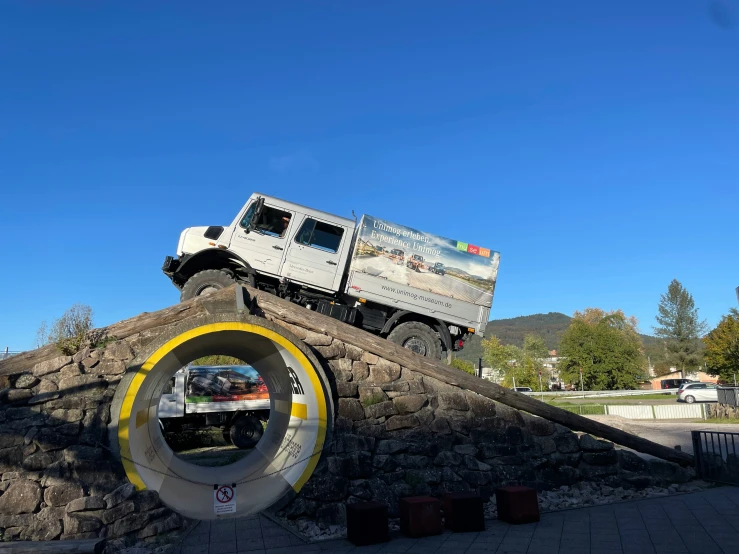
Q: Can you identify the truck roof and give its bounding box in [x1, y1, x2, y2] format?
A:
[255, 192, 356, 228]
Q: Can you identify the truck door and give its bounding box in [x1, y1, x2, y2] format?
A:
[158, 371, 185, 418]
[282, 216, 349, 291]
[229, 201, 295, 276]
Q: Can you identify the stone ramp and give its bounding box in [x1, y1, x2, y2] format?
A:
[0, 284, 698, 552]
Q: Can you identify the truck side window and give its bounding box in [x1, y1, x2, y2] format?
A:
[240, 203, 257, 229]
[295, 218, 344, 253]
[253, 207, 292, 238]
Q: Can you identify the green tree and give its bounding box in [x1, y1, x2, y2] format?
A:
[37, 304, 94, 355]
[481, 333, 547, 389]
[703, 308, 739, 384]
[449, 357, 476, 375]
[654, 279, 707, 374]
[559, 309, 645, 390]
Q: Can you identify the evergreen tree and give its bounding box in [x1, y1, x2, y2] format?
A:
[654, 279, 707, 374]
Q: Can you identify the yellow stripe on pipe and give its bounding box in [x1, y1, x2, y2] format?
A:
[117, 321, 328, 494]
[290, 403, 308, 420]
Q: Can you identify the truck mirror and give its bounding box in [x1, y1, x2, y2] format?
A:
[246, 196, 265, 234]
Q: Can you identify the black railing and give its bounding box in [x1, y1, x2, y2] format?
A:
[718, 387, 739, 407]
[692, 430, 739, 485]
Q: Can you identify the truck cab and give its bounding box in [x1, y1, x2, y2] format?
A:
[406, 254, 425, 272]
[429, 262, 446, 275]
[163, 193, 355, 300]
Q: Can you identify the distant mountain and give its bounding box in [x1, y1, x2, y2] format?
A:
[455, 312, 662, 365]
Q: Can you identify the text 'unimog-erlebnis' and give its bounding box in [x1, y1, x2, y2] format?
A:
[162, 193, 500, 360]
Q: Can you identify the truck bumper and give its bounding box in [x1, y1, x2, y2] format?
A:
[162, 255, 181, 275]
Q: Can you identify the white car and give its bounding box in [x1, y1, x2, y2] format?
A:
[677, 382, 718, 404]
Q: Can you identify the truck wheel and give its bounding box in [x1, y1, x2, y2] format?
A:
[229, 415, 263, 449]
[222, 429, 233, 445]
[387, 322, 442, 360]
[180, 270, 235, 302]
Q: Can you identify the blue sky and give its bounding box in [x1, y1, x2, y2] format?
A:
[1, 2, 737, 351]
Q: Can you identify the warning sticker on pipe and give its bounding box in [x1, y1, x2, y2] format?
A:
[214, 484, 236, 515]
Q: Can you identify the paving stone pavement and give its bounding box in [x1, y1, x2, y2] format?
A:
[169, 487, 739, 554]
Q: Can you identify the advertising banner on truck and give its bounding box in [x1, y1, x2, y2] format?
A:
[185, 366, 269, 404]
[349, 215, 500, 308]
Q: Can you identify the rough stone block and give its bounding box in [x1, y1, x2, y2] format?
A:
[14, 374, 39, 389]
[579, 434, 614, 451]
[618, 450, 648, 472]
[102, 500, 135, 524]
[352, 361, 370, 380]
[345, 344, 364, 360]
[136, 512, 181, 538]
[303, 331, 334, 346]
[87, 359, 126, 375]
[375, 439, 407, 455]
[104, 483, 136, 509]
[438, 392, 469, 411]
[554, 433, 580, 453]
[32, 356, 73, 378]
[358, 386, 388, 404]
[368, 362, 401, 384]
[66, 496, 106, 513]
[361, 352, 380, 365]
[64, 513, 103, 535]
[44, 482, 85, 507]
[393, 394, 426, 414]
[0, 480, 42, 514]
[337, 382, 359, 397]
[386, 415, 420, 431]
[364, 401, 397, 419]
[102, 341, 134, 361]
[338, 398, 365, 421]
[581, 451, 618, 466]
[315, 341, 346, 359]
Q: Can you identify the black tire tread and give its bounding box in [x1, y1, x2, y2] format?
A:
[180, 269, 236, 302]
[387, 321, 442, 360]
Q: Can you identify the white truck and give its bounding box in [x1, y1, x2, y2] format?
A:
[162, 193, 500, 360]
[158, 365, 269, 449]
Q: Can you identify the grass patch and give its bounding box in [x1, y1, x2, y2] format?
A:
[548, 403, 606, 415]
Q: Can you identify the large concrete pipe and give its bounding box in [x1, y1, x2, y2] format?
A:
[109, 314, 334, 520]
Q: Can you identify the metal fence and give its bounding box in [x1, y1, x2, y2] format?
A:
[718, 387, 739, 407]
[0, 349, 21, 361]
[692, 430, 739, 485]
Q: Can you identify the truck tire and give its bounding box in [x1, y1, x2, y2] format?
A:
[229, 415, 263, 449]
[222, 429, 233, 445]
[180, 270, 235, 302]
[387, 322, 442, 360]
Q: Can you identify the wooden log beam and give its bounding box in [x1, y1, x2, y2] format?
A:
[0, 288, 234, 378]
[243, 285, 695, 467]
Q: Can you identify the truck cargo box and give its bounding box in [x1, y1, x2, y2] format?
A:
[346, 215, 499, 335]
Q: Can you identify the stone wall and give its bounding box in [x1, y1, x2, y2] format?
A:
[0, 306, 695, 550]
[267, 317, 695, 526]
[0, 333, 184, 552]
